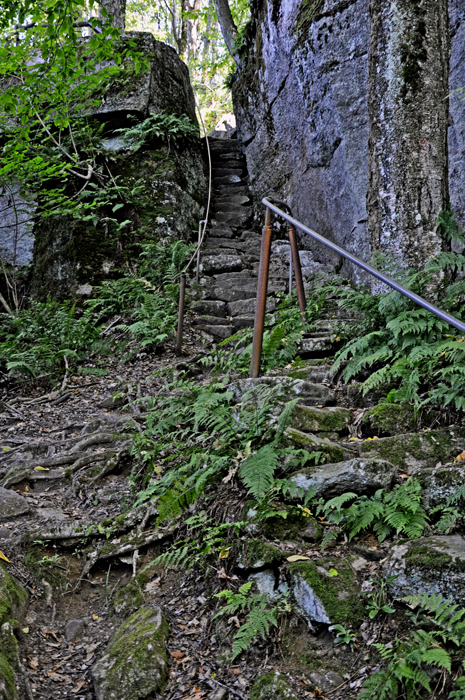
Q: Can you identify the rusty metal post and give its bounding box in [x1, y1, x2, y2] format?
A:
[288, 223, 307, 321]
[250, 207, 273, 378]
[175, 273, 186, 355]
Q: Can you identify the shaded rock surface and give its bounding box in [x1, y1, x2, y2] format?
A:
[289, 458, 396, 498]
[92, 606, 169, 700]
[250, 671, 298, 700]
[384, 536, 465, 602]
[0, 487, 29, 521]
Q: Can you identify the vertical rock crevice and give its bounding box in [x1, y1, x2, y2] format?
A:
[367, 0, 450, 284]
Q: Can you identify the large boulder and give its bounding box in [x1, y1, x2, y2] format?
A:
[92, 606, 169, 700]
[289, 458, 396, 499]
[290, 404, 352, 436]
[416, 465, 465, 510]
[289, 558, 364, 627]
[384, 535, 465, 602]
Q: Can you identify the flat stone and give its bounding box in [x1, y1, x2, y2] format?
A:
[0, 487, 29, 521]
[358, 427, 465, 472]
[227, 298, 276, 316]
[289, 458, 396, 499]
[211, 286, 257, 302]
[231, 315, 255, 330]
[92, 606, 169, 700]
[36, 506, 67, 521]
[0, 528, 11, 540]
[203, 325, 233, 339]
[199, 254, 242, 274]
[290, 558, 364, 627]
[384, 535, 465, 602]
[191, 300, 226, 317]
[192, 315, 227, 327]
[208, 224, 235, 238]
[65, 618, 86, 642]
[290, 405, 352, 434]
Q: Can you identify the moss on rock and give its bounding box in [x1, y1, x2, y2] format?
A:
[0, 564, 28, 700]
[289, 558, 364, 627]
[111, 575, 148, 617]
[239, 540, 283, 570]
[290, 405, 352, 435]
[250, 670, 298, 700]
[91, 606, 169, 700]
[361, 403, 417, 437]
[285, 428, 354, 463]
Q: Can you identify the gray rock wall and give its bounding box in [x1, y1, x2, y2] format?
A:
[234, 0, 465, 277]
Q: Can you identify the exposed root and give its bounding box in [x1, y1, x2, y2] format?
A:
[86, 445, 130, 486]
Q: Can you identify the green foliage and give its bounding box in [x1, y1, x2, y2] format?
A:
[364, 577, 396, 619]
[201, 289, 328, 377]
[327, 217, 465, 410]
[319, 478, 428, 542]
[359, 594, 465, 700]
[117, 112, 199, 151]
[215, 582, 290, 660]
[151, 513, 245, 571]
[329, 624, 357, 648]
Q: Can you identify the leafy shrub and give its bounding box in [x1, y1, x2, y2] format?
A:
[327, 213, 465, 411]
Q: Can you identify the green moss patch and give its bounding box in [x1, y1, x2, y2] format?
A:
[0, 564, 28, 699]
[285, 428, 353, 463]
[239, 540, 283, 570]
[289, 558, 364, 627]
[290, 405, 352, 435]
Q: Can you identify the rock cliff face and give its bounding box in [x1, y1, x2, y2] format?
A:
[233, 0, 465, 276]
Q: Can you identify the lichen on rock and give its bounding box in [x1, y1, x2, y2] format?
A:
[250, 670, 298, 700]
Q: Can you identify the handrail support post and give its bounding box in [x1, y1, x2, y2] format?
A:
[288, 223, 307, 321]
[175, 273, 186, 355]
[250, 207, 273, 378]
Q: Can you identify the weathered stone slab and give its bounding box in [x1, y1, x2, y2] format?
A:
[289, 458, 396, 499]
[92, 606, 169, 700]
[199, 254, 242, 274]
[0, 487, 29, 521]
[357, 427, 465, 472]
[384, 536, 465, 602]
[229, 376, 336, 406]
[290, 405, 352, 435]
[285, 429, 354, 463]
[417, 465, 465, 510]
[250, 671, 298, 700]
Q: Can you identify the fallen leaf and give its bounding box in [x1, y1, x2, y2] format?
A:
[47, 671, 66, 682]
[92, 614, 99, 621]
[0, 551, 10, 563]
[219, 548, 230, 560]
[229, 667, 241, 675]
[34, 467, 50, 471]
[170, 651, 184, 659]
[297, 505, 312, 517]
[348, 437, 359, 441]
[328, 568, 338, 577]
[217, 567, 231, 579]
[456, 451, 465, 462]
[287, 555, 311, 562]
[22, 627, 29, 634]
[29, 657, 39, 670]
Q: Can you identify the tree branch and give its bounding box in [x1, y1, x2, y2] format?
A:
[212, 0, 240, 66]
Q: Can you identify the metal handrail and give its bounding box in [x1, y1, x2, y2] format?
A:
[250, 198, 465, 377]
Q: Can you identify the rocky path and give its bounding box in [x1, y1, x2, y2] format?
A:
[2, 144, 465, 699]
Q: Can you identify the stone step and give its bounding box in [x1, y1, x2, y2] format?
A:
[285, 428, 356, 463]
[218, 152, 244, 161]
[241, 230, 261, 240]
[289, 404, 352, 436]
[213, 270, 257, 283]
[203, 324, 234, 339]
[299, 336, 341, 356]
[213, 194, 251, 206]
[212, 167, 246, 178]
[209, 286, 257, 302]
[227, 298, 276, 317]
[192, 315, 227, 327]
[212, 204, 252, 217]
[213, 212, 252, 226]
[204, 238, 248, 251]
[213, 184, 250, 196]
[207, 225, 235, 238]
[213, 160, 247, 170]
[213, 175, 247, 186]
[228, 376, 336, 406]
[231, 315, 255, 330]
[199, 253, 242, 274]
[191, 300, 226, 317]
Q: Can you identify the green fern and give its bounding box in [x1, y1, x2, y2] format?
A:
[239, 445, 281, 500]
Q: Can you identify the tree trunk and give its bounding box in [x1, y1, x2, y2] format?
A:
[98, 0, 127, 28]
[367, 0, 450, 289]
[213, 0, 240, 66]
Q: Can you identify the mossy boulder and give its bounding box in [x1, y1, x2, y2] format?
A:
[290, 458, 396, 499]
[361, 403, 417, 437]
[250, 671, 298, 700]
[384, 536, 465, 601]
[289, 558, 364, 627]
[91, 606, 169, 700]
[289, 405, 352, 435]
[285, 428, 354, 463]
[238, 540, 283, 570]
[358, 427, 465, 472]
[0, 564, 28, 700]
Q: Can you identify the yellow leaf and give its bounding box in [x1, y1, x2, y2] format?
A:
[34, 467, 49, 471]
[372, 436, 379, 440]
[348, 437, 359, 441]
[456, 451, 465, 462]
[297, 505, 313, 517]
[0, 551, 10, 563]
[92, 614, 98, 621]
[287, 555, 311, 562]
[219, 548, 230, 560]
[22, 627, 29, 634]
[153, 467, 162, 474]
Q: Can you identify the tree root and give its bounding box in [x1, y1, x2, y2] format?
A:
[86, 446, 130, 487]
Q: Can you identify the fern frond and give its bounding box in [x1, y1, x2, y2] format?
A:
[239, 445, 280, 500]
